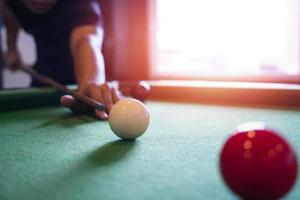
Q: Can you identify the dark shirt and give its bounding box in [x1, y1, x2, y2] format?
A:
[7, 0, 103, 86]
[0, 21, 3, 68]
[0, 21, 3, 89]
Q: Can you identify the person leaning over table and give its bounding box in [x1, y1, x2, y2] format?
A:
[0, 19, 3, 89]
[0, 0, 122, 119]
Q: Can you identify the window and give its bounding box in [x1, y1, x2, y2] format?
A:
[150, 0, 300, 82]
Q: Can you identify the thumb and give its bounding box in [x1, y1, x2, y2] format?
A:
[60, 94, 94, 114]
[60, 95, 76, 109]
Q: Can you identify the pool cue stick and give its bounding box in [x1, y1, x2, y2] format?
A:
[20, 66, 105, 111]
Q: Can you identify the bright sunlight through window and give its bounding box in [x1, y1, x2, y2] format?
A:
[153, 0, 300, 78]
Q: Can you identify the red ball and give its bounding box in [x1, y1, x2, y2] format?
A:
[131, 81, 151, 102]
[220, 122, 298, 200]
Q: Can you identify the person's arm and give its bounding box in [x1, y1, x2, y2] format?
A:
[70, 25, 105, 89]
[60, 25, 122, 119]
[1, 0, 22, 70]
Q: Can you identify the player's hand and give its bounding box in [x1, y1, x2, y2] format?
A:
[4, 48, 23, 71]
[60, 82, 124, 120]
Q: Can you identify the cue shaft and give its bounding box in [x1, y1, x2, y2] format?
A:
[21, 66, 105, 111]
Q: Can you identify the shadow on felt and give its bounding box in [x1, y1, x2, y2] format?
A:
[35, 112, 100, 128]
[63, 140, 137, 179]
[24, 140, 137, 198]
[87, 139, 137, 166]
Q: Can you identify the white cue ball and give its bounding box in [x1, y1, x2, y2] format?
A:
[108, 98, 150, 140]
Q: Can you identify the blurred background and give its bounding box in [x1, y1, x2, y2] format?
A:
[1, 0, 300, 89]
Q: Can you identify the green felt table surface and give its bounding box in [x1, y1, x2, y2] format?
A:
[0, 88, 300, 200]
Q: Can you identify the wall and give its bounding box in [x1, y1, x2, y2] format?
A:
[101, 0, 150, 81]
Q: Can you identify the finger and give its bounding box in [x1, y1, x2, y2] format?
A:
[5, 53, 21, 71]
[5, 59, 16, 71]
[60, 95, 92, 114]
[86, 85, 108, 120]
[95, 109, 108, 120]
[60, 95, 76, 108]
[101, 83, 114, 112]
[12, 59, 22, 70]
[111, 87, 122, 103]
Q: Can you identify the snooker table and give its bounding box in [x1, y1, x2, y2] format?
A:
[0, 86, 300, 200]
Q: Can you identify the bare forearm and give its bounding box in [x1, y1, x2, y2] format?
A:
[73, 37, 105, 88]
[67, 26, 121, 119]
[71, 26, 105, 89]
[1, 1, 20, 49]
